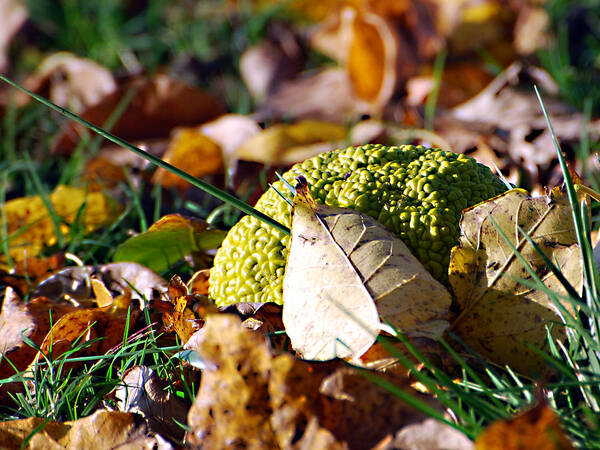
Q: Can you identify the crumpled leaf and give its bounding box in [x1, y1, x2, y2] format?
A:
[52, 74, 224, 154]
[152, 128, 223, 190]
[474, 401, 574, 450]
[283, 179, 451, 361]
[160, 275, 217, 344]
[234, 120, 347, 165]
[0, 410, 172, 449]
[185, 314, 436, 449]
[113, 214, 226, 273]
[113, 365, 187, 443]
[439, 62, 600, 186]
[0, 185, 121, 265]
[34, 262, 167, 306]
[311, 6, 405, 110]
[449, 188, 583, 375]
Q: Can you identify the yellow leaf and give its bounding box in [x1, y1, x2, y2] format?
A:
[283, 179, 451, 361]
[449, 188, 583, 375]
[234, 120, 347, 165]
[152, 128, 223, 190]
[1, 185, 121, 264]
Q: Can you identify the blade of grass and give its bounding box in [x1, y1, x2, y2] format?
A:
[424, 47, 447, 131]
[535, 86, 599, 321]
[0, 74, 290, 236]
[24, 152, 66, 248]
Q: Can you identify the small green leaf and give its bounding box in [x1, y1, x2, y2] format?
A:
[114, 214, 226, 272]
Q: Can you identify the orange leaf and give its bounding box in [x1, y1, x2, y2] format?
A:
[475, 402, 574, 450]
[153, 128, 223, 190]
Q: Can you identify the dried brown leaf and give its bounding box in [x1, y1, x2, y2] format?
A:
[0, 291, 75, 382]
[259, 68, 362, 123]
[34, 262, 167, 305]
[52, 74, 224, 154]
[114, 365, 187, 443]
[185, 314, 438, 449]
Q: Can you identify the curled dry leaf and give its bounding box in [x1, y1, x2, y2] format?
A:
[0, 185, 121, 265]
[185, 314, 438, 449]
[474, 401, 574, 450]
[440, 62, 600, 187]
[283, 180, 451, 361]
[0, 410, 171, 450]
[234, 120, 347, 165]
[161, 275, 217, 344]
[114, 365, 187, 443]
[114, 214, 226, 273]
[449, 188, 583, 375]
[311, 6, 406, 111]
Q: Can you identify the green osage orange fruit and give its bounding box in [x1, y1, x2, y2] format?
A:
[209, 144, 507, 306]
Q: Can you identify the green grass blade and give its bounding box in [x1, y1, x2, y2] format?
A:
[0, 74, 290, 236]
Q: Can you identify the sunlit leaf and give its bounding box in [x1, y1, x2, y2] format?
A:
[113, 214, 226, 273]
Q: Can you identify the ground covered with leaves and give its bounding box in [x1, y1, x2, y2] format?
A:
[1, 0, 600, 448]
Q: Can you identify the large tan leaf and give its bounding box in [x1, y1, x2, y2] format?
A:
[449, 188, 583, 375]
[283, 180, 451, 361]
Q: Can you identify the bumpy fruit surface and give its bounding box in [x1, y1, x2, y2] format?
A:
[209, 144, 507, 306]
